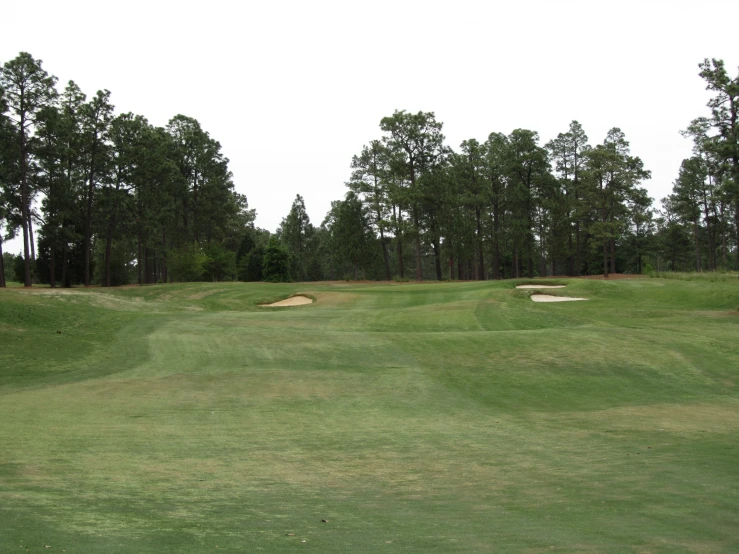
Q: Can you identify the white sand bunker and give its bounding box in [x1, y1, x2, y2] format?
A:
[516, 285, 566, 289]
[531, 294, 587, 303]
[261, 295, 313, 307]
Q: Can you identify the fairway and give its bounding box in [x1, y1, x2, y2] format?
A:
[1, 278, 738, 553]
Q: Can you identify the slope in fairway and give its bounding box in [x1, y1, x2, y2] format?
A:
[1, 279, 738, 553]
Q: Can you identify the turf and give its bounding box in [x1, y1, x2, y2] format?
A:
[1, 278, 738, 553]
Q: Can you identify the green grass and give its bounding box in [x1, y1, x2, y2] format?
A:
[1, 278, 738, 553]
[650, 270, 739, 282]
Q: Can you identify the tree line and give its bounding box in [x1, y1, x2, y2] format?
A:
[0, 52, 254, 288]
[1, 53, 737, 287]
[661, 59, 739, 273]
[280, 57, 737, 281]
[258, 58, 738, 282]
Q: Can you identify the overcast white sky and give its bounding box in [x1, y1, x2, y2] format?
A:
[3, 0, 739, 254]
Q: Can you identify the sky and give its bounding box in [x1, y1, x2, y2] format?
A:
[2, 0, 739, 254]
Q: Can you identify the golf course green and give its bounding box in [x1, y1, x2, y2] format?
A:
[1, 278, 738, 553]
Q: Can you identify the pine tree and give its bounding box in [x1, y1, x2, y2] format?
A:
[0, 53, 58, 286]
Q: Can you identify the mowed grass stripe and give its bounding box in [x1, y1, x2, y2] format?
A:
[1, 278, 738, 552]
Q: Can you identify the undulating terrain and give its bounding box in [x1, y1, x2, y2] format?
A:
[1, 278, 738, 553]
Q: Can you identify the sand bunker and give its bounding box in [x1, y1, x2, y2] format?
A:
[261, 295, 314, 307]
[531, 294, 587, 303]
[516, 285, 566, 289]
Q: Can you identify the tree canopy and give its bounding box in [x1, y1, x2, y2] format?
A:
[1, 53, 737, 286]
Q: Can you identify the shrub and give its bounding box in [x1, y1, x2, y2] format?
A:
[239, 246, 265, 282]
[12, 254, 28, 283]
[168, 244, 207, 282]
[202, 243, 237, 282]
[262, 237, 291, 282]
[3, 252, 17, 282]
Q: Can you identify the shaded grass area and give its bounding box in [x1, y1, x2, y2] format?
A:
[1, 278, 738, 553]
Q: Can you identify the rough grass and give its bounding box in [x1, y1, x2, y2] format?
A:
[1, 278, 738, 553]
[650, 270, 739, 282]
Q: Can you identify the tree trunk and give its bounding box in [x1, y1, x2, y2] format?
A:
[706, 217, 715, 271]
[20, 206, 31, 286]
[728, 94, 739, 274]
[491, 242, 500, 280]
[492, 207, 500, 279]
[192, 179, 200, 244]
[721, 206, 727, 268]
[182, 197, 189, 231]
[567, 232, 573, 276]
[162, 230, 168, 283]
[413, 210, 422, 282]
[735, 200, 739, 273]
[137, 232, 143, 285]
[539, 233, 546, 277]
[575, 221, 581, 276]
[61, 243, 68, 288]
[84, 171, 95, 287]
[432, 237, 442, 281]
[0, 237, 5, 287]
[393, 205, 404, 279]
[20, 122, 32, 287]
[475, 210, 484, 280]
[603, 240, 609, 278]
[104, 222, 114, 287]
[414, 231, 422, 281]
[694, 220, 701, 272]
[49, 245, 56, 288]
[28, 215, 36, 263]
[635, 222, 641, 275]
[144, 247, 151, 284]
[83, 128, 100, 288]
[379, 229, 391, 280]
[396, 236, 404, 279]
[407, 162, 422, 282]
[610, 238, 616, 275]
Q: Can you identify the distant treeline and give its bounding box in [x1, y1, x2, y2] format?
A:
[1, 53, 737, 286]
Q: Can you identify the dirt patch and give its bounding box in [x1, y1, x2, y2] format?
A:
[531, 294, 587, 303]
[516, 285, 566, 289]
[261, 295, 314, 307]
